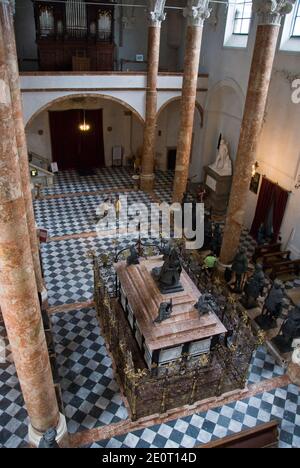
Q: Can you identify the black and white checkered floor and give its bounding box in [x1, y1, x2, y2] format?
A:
[42, 168, 135, 195]
[83, 384, 300, 448]
[1, 167, 300, 448]
[1, 310, 298, 448]
[34, 191, 155, 238]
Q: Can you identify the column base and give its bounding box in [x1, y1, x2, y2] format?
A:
[216, 260, 232, 279]
[28, 413, 68, 448]
[140, 174, 155, 192]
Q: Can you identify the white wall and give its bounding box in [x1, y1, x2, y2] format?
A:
[20, 73, 208, 125]
[199, 3, 300, 256]
[26, 97, 144, 167]
[201, 81, 244, 177]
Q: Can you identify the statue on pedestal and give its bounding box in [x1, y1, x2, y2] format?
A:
[292, 338, 300, 365]
[38, 428, 59, 449]
[152, 248, 183, 294]
[228, 248, 249, 293]
[126, 246, 140, 266]
[255, 280, 284, 330]
[209, 137, 232, 177]
[242, 264, 265, 309]
[288, 338, 300, 386]
[272, 304, 300, 353]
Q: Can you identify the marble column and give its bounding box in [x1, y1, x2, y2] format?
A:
[0, 18, 60, 441]
[220, 0, 296, 266]
[0, 1, 44, 294]
[172, 0, 211, 203]
[140, 0, 166, 192]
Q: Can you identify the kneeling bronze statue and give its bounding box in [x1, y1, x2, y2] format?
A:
[152, 248, 183, 294]
[194, 293, 220, 317]
[154, 300, 173, 324]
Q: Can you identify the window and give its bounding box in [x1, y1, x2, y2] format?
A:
[292, 1, 300, 37]
[233, 1, 253, 35]
[224, 0, 252, 48]
[280, 0, 300, 52]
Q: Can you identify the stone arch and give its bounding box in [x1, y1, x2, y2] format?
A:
[25, 92, 145, 129]
[25, 93, 145, 166]
[201, 78, 245, 174]
[156, 96, 204, 177]
[157, 96, 204, 127]
[205, 78, 245, 116]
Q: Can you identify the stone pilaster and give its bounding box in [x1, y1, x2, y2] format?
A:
[0, 18, 60, 441]
[0, 0, 44, 295]
[219, 0, 295, 266]
[172, 0, 211, 203]
[140, 0, 166, 192]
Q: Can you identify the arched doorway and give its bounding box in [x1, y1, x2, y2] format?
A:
[156, 98, 204, 180]
[25, 95, 144, 172]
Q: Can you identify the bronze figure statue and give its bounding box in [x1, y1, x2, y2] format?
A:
[152, 248, 183, 294]
[272, 304, 300, 353]
[38, 428, 59, 449]
[154, 300, 173, 324]
[242, 264, 265, 309]
[194, 293, 219, 317]
[256, 280, 284, 330]
[126, 246, 140, 266]
[228, 247, 249, 292]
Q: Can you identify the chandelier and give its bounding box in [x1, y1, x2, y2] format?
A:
[79, 110, 90, 132]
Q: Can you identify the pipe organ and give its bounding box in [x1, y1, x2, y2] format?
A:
[34, 0, 115, 71]
[66, 0, 88, 38]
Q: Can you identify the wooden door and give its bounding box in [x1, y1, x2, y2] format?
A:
[49, 109, 105, 171]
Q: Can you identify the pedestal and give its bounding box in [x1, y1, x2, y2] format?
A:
[29, 413, 68, 448]
[204, 166, 232, 216]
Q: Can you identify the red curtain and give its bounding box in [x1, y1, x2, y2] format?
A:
[273, 185, 289, 240]
[250, 177, 275, 237]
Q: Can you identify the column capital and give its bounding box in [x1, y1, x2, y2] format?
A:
[147, 0, 166, 27]
[183, 0, 211, 27]
[253, 0, 296, 27]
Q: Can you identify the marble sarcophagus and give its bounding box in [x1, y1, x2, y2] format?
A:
[115, 257, 227, 369]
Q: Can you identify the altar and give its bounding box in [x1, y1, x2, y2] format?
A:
[115, 256, 227, 369]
